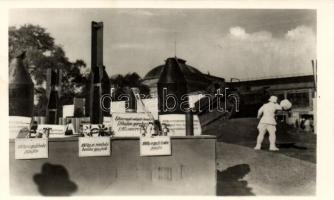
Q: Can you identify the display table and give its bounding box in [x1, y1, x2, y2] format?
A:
[9, 136, 217, 196]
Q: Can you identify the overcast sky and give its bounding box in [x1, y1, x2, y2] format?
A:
[9, 9, 316, 80]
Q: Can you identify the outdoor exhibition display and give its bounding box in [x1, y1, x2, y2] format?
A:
[8, 7, 320, 197]
[9, 21, 217, 195]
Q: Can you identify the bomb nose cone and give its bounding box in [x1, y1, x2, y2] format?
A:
[9, 51, 34, 117]
[9, 52, 33, 85]
[158, 57, 186, 84]
[92, 21, 103, 27]
[157, 57, 188, 115]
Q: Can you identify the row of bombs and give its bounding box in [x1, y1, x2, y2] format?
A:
[22, 120, 180, 138]
[9, 22, 195, 136]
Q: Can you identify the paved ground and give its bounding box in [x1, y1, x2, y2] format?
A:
[199, 116, 316, 195]
[216, 142, 316, 196]
[202, 117, 316, 163]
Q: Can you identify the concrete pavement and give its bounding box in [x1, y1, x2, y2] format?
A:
[216, 142, 316, 196]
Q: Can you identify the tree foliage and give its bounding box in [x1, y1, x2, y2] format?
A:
[110, 72, 150, 100]
[9, 24, 88, 115]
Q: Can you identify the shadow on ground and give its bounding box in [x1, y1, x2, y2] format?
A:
[217, 164, 254, 196]
[33, 163, 77, 196]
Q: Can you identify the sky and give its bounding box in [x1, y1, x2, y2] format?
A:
[9, 9, 316, 80]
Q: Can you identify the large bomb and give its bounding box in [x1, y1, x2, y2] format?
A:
[157, 57, 188, 115]
[86, 21, 111, 124]
[9, 52, 34, 117]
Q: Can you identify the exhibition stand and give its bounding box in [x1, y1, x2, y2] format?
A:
[9, 135, 217, 195]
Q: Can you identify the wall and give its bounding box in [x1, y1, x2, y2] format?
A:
[10, 136, 216, 196]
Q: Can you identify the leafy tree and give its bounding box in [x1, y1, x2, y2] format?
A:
[110, 72, 150, 100]
[9, 24, 88, 115]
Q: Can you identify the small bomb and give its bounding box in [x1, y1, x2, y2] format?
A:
[46, 68, 61, 124]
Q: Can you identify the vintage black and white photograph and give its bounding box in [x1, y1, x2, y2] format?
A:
[7, 7, 317, 196]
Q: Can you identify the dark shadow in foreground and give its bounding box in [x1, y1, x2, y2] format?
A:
[277, 143, 308, 150]
[33, 163, 77, 196]
[217, 164, 254, 196]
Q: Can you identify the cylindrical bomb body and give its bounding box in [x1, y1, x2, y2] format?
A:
[9, 53, 34, 117]
[89, 66, 103, 124]
[47, 91, 59, 124]
[101, 67, 111, 116]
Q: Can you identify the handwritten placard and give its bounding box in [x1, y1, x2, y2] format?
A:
[15, 138, 48, 159]
[140, 136, 171, 156]
[159, 114, 202, 136]
[112, 112, 152, 136]
[111, 101, 126, 113]
[63, 104, 75, 118]
[78, 137, 110, 157]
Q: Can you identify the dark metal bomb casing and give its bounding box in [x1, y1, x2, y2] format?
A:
[89, 67, 102, 124]
[185, 110, 194, 136]
[100, 67, 111, 117]
[157, 57, 188, 115]
[9, 52, 34, 117]
[87, 21, 111, 124]
[88, 66, 111, 123]
[46, 68, 61, 124]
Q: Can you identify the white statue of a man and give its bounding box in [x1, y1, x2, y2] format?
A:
[255, 96, 282, 151]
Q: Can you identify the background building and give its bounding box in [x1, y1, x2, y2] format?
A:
[229, 75, 315, 125]
[142, 57, 315, 125]
[142, 57, 225, 97]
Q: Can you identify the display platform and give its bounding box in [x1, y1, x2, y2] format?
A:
[9, 136, 217, 196]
